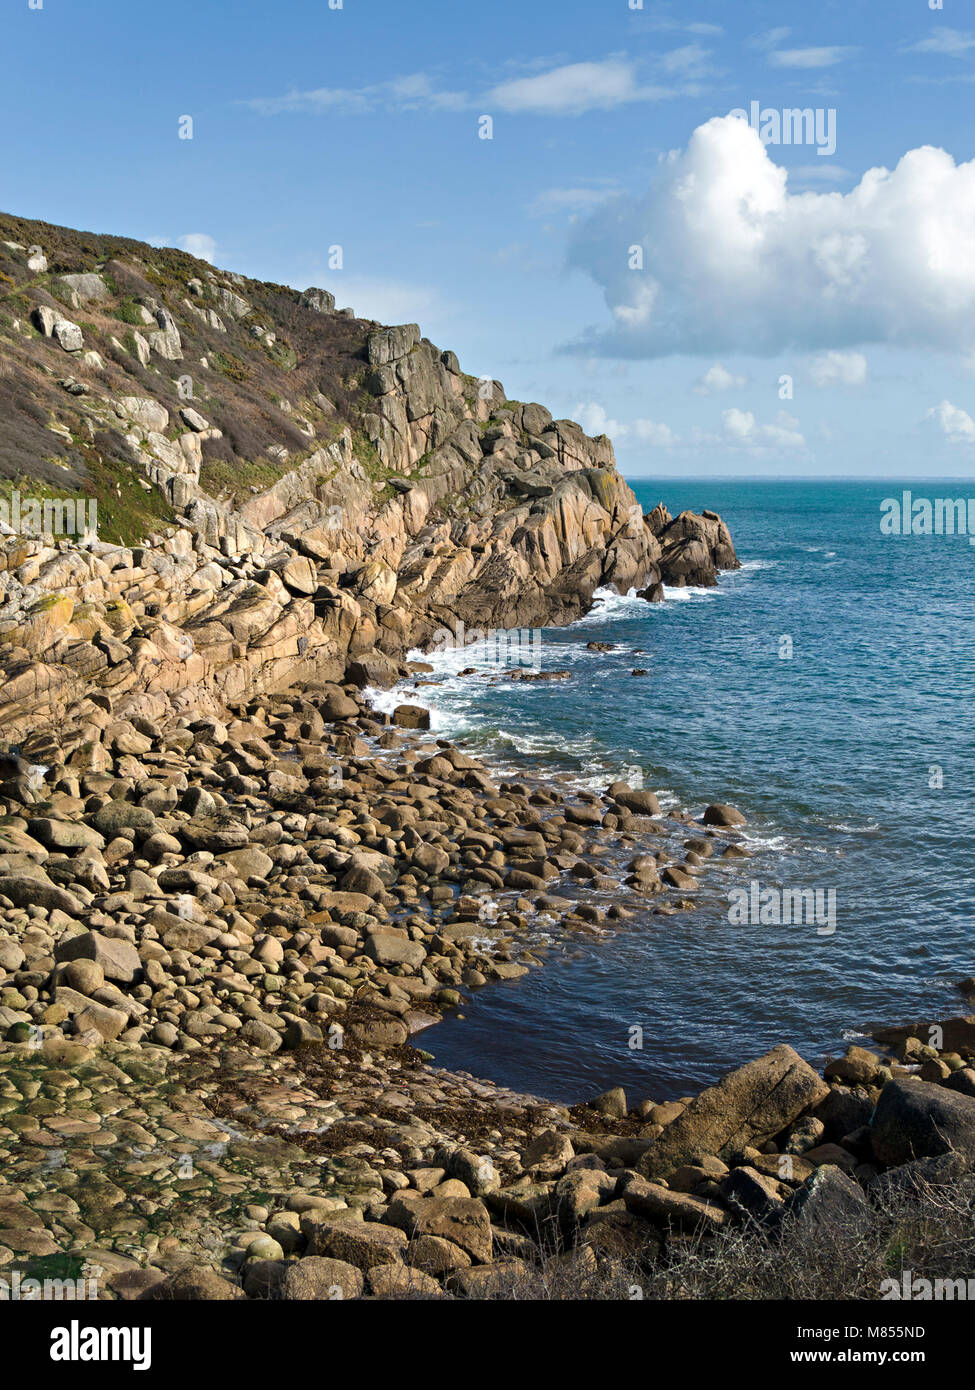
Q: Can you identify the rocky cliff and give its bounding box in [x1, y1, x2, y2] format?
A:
[0, 213, 737, 737]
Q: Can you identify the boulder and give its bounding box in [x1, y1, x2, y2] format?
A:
[870, 1078, 975, 1167]
[55, 931, 141, 985]
[702, 804, 746, 827]
[28, 818, 105, 851]
[0, 874, 83, 916]
[304, 1218, 407, 1269]
[608, 783, 661, 816]
[623, 1177, 729, 1230]
[780, 1164, 872, 1231]
[640, 1045, 829, 1178]
[386, 1195, 493, 1264]
[278, 1257, 362, 1301]
[364, 932, 426, 969]
[141, 1266, 244, 1300]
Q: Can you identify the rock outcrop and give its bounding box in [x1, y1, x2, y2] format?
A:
[0, 214, 738, 738]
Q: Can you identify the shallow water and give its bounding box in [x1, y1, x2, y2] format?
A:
[381, 480, 975, 1104]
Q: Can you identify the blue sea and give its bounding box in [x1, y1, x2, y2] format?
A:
[387, 480, 975, 1105]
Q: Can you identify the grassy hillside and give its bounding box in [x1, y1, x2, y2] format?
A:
[0, 211, 384, 544]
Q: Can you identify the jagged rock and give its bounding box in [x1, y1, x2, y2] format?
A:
[300, 288, 336, 314]
[367, 323, 420, 366]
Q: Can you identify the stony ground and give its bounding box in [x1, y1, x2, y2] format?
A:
[0, 681, 974, 1300]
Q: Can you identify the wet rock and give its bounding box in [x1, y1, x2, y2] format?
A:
[702, 804, 747, 827]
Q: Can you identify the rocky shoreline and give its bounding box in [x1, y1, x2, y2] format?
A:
[0, 218, 972, 1302]
[0, 676, 973, 1301]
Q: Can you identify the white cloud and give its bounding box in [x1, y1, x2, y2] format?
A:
[652, 19, 723, 37]
[770, 46, 855, 68]
[487, 60, 672, 115]
[632, 418, 677, 447]
[926, 399, 975, 443]
[722, 408, 806, 451]
[574, 401, 625, 437]
[246, 72, 468, 115]
[908, 29, 975, 57]
[291, 275, 450, 326]
[694, 362, 748, 394]
[658, 44, 712, 77]
[568, 116, 975, 359]
[528, 187, 618, 217]
[573, 402, 676, 447]
[248, 54, 710, 122]
[810, 350, 868, 387]
[179, 233, 217, 264]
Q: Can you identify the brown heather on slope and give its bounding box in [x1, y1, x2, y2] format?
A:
[0, 211, 737, 732]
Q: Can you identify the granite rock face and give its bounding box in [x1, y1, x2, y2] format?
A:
[0, 214, 738, 736]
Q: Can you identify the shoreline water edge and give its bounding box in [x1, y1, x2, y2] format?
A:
[0, 577, 973, 1302]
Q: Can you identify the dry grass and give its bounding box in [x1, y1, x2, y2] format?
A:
[439, 1170, 975, 1301]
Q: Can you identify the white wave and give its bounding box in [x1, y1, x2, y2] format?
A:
[737, 830, 794, 854]
[568, 587, 652, 626]
[662, 584, 718, 602]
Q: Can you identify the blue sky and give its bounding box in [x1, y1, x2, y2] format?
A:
[5, 0, 975, 477]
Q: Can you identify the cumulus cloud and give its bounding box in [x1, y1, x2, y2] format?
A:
[810, 350, 868, 386]
[574, 401, 625, 437]
[573, 401, 803, 454]
[721, 408, 805, 450]
[926, 399, 975, 443]
[573, 402, 676, 447]
[179, 233, 217, 263]
[632, 418, 678, 447]
[567, 116, 975, 358]
[694, 363, 749, 394]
